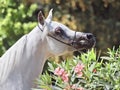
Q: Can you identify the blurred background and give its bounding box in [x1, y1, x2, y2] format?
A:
[0, 0, 120, 57]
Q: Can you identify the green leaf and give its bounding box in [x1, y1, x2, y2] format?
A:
[89, 62, 96, 72]
[48, 62, 55, 71]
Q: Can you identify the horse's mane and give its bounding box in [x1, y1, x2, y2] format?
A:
[0, 34, 28, 83]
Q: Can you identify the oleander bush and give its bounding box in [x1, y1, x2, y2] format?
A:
[34, 48, 120, 90]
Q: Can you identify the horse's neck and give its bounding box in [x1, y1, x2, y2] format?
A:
[23, 26, 50, 77]
[0, 26, 51, 90]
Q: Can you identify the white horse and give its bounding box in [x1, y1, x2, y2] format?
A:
[0, 9, 95, 90]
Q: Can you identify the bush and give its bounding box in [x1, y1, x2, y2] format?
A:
[33, 48, 120, 90]
[0, 0, 37, 56]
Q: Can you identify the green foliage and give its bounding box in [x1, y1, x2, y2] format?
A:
[34, 48, 120, 90]
[0, 0, 37, 56]
[34, 72, 52, 90]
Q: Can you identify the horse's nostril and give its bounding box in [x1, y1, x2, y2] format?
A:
[86, 34, 93, 40]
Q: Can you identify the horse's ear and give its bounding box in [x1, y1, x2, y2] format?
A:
[38, 11, 45, 25]
[46, 9, 53, 23]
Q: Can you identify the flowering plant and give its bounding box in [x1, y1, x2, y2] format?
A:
[34, 48, 120, 90]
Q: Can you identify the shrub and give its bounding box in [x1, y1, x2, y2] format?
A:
[33, 48, 120, 90]
[0, 0, 37, 56]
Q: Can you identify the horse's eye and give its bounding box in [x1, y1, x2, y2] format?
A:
[55, 27, 63, 35]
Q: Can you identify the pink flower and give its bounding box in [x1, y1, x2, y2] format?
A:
[54, 67, 69, 82]
[74, 63, 84, 77]
[74, 63, 85, 73]
[54, 67, 60, 75]
[76, 87, 84, 90]
[77, 71, 83, 77]
[54, 67, 65, 76]
[71, 84, 76, 89]
[61, 72, 69, 82]
[93, 69, 97, 73]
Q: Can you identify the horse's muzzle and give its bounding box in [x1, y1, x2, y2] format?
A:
[71, 33, 96, 50]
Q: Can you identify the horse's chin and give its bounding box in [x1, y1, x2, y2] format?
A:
[73, 41, 95, 51]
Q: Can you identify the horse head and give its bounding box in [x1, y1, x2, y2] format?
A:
[38, 9, 96, 56]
